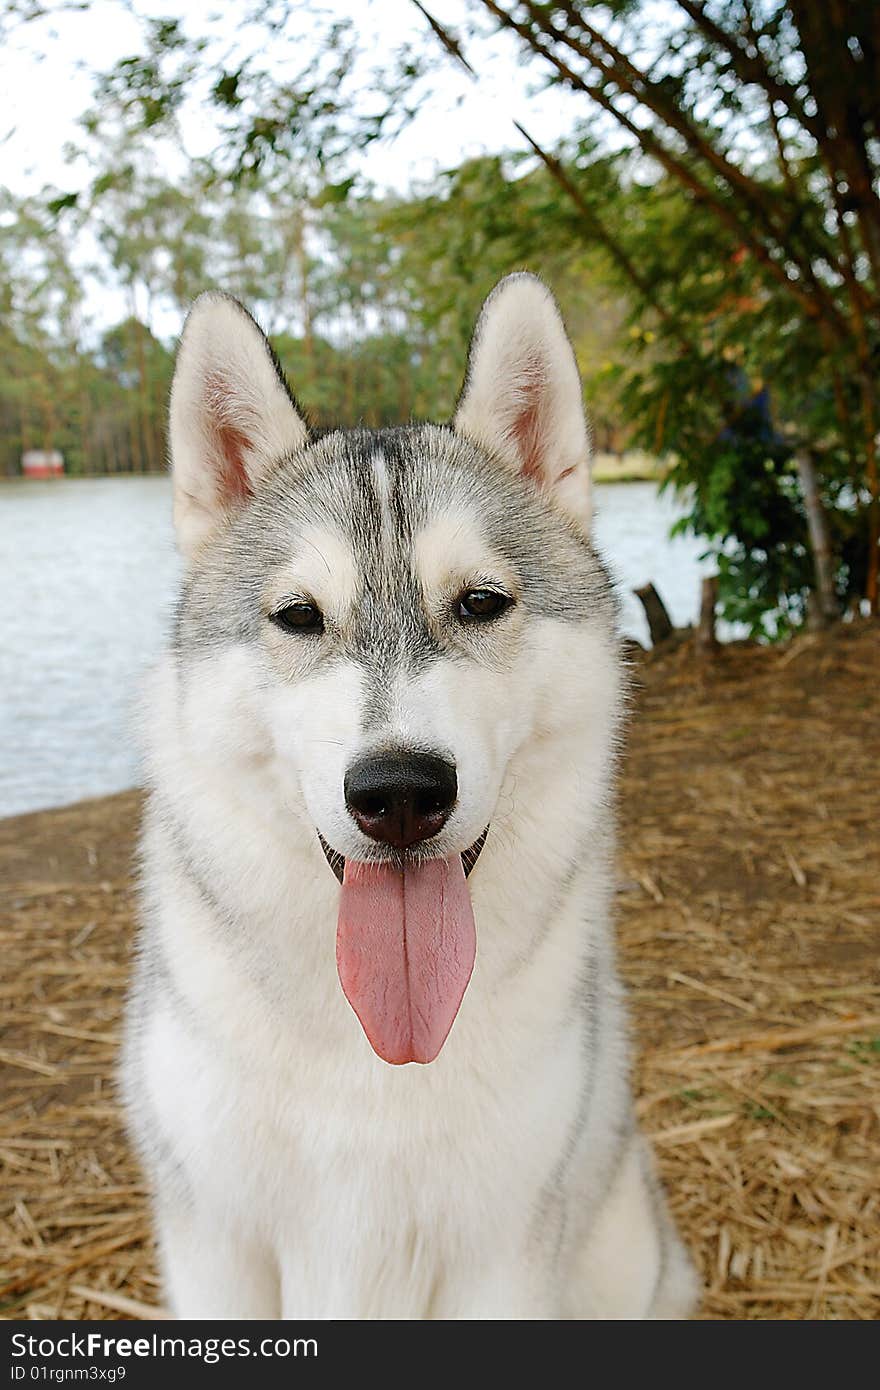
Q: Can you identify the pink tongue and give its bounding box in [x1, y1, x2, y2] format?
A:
[336, 854, 476, 1065]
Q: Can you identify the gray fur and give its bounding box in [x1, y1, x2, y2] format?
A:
[174, 425, 616, 671]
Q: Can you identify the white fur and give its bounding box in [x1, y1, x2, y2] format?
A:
[132, 633, 696, 1318]
[413, 510, 519, 600]
[265, 527, 361, 618]
[122, 277, 698, 1321]
[134, 632, 627, 1319]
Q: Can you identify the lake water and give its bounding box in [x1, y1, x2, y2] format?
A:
[1, 475, 716, 818]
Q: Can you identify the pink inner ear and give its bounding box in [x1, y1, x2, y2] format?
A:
[206, 375, 253, 508]
[214, 420, 253, 507]
[508, 371, 578, 489]
[509, 363, 546, 482]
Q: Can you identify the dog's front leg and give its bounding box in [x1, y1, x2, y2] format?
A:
[434, 1258, 558, 1320]
[280, 1269, 363, 1321]
[157, 1201, 281, 1319]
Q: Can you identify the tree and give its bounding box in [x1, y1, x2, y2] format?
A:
[412, 1, 879, 622]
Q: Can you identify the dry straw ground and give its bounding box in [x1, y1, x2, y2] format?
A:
[1, 622, 878, 1320]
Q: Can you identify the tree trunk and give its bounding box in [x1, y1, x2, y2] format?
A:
[697, 575, 719, 651]
[295, 209, 315, 402]
[134, 317, 149, 473]
[126, 300, 143, 475]
[634, 582, 674, 646]
[796, 450, 839, 626]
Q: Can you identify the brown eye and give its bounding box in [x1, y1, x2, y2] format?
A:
[458, 589, 513, 622]
[271, 601, 324, 635]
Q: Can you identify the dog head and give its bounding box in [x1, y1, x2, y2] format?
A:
[165, 274, 618, 1061]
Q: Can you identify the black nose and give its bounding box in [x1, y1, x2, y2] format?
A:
[344, 751, 458, 849]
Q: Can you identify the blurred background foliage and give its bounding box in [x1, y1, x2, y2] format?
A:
[1, 0, 878, 638]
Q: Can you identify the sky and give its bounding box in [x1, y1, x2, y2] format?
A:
[3, 0, 593, 335]
[4, 1, 588, 192]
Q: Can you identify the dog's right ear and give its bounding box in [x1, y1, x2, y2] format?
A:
[169, 293, 309, 561]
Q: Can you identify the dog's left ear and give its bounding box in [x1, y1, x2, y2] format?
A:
[169, 292, 309, 561]
[454, 273, 592, 528]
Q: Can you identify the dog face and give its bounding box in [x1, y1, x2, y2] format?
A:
[168, 276, 615, 880]
[164, 276, 619, 1061]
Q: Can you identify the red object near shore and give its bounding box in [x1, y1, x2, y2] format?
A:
[22, 449, 64, 478]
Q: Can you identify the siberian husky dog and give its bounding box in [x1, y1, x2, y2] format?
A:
[122, 274, 698, 1320]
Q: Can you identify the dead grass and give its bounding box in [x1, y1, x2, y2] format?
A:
[1, 621, 878, 1320]
[621, 621, 880, 1319]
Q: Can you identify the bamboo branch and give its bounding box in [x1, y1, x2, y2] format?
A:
[675, 0, 819, 136]
[536, 0, 843, 296]
[788, 0, 880, 281]
[478, 0, 850, 342]
[410, 4, 699, 352]
[511, 124, 697, 356]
